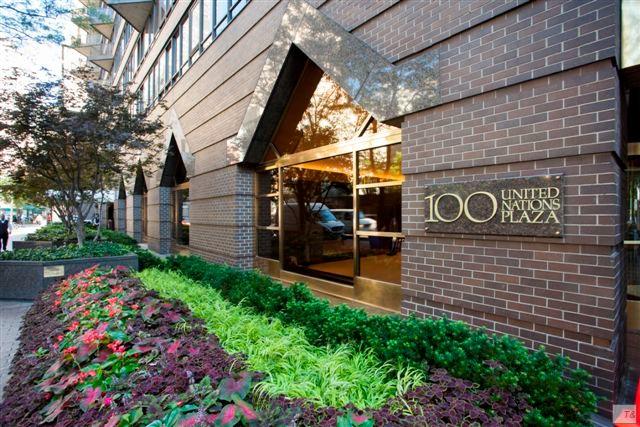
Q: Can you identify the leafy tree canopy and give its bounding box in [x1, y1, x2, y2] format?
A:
[0, 0, 72, 45]
[0, 67, 164, 244]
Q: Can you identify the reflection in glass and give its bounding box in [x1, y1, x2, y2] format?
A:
[361, 118, 397, 136]
[257, 169, 278, 194]
[626, 157, 640, 331]
[257, 197, 278, 227]
[174, 187, 190, 246]
[282, 154, 354, 281]
[257, 229, 279, 260]
[359, 236, 401, 284]
[358, 186, 401, 233]
[358, 144, 403, 184]
[272, 60, 369, 156]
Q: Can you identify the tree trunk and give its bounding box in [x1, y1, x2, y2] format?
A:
[75, 206, 86, 246]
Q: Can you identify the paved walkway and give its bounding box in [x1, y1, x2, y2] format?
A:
[0, 301, 32, 401]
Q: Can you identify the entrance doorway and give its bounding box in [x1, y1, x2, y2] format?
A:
[254, 58, 403, 310]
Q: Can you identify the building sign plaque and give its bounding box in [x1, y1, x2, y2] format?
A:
[424, 175, 564, 237]
[43, 265, 65, 278]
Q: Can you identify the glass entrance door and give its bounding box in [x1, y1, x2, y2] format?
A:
[282, 154, 354, 282]
[627, 150, 640, 332]
[172, 183, 190, 246]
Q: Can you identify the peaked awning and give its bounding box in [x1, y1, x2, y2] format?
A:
[105, 0, 153, 32]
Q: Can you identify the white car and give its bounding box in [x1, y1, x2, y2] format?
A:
[331, 209, 377, 235]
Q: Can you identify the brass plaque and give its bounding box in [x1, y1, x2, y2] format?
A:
[424, 175, 564, 237]
[43, 265, 65, 278]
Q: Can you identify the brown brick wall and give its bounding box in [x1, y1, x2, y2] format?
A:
[402, 52, 622, 409]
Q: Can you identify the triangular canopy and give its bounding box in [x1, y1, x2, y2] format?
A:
[228, 0, 439, 165]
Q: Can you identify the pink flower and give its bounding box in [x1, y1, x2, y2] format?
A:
[63, 346, 78, 355]
[103, 397, 112, 406]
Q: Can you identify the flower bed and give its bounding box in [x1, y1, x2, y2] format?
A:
[165, 255, 597, 426]
[1, 266, 530, 426]
[0, 266, 259, 426]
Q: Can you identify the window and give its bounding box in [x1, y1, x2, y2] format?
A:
[203, 0, 213, 43]
[190, 1, 202, 55]
[171, 33, 179, 78]
[216, 0, 229, 34]
[256, 59, 402, 285]
[181, 18, 189, 69]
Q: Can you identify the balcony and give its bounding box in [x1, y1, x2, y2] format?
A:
[70, 36, 114, 72]
[105, 0, 153, 32]
[87, 42, 115, 72]
[72, 6, 116, 40]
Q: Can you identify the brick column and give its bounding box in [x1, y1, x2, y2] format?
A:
[157, 186, 173, 254]
[114, 198, 126, 232]
[131, 194, 142, 242]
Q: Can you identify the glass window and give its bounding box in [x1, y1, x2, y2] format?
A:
[257, 169, 278, 194]
[257, 197, 278, 227]
[357, 144, 402, 184]
[181, 18, 190, 68]
[215, 0, 228, 33]
[282, 154, 354, 281]
[626, 154, 640, 332]
[623, 0, 640, 68]
[173, 187, 190, 246]
[358, 186, 401, 233]
[155, 60, 162, 94]
[190, 1, 201, 54]
[203, 0, 213, 41]
[358, 236, 401, 284]
[271, 60, 370, 156]
[257, 229, 279, 260]
[171, 34, 179, 77]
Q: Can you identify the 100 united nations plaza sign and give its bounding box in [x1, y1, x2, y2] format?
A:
[424, 175, 564, 237]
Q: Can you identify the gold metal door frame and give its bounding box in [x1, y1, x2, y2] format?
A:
[254, 129, 404, 309]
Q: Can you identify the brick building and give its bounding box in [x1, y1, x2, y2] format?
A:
[72, 0, 638, 415]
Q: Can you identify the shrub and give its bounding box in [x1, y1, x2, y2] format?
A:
[165, 255, 597, 426]
[26, 223, 137, 246]
[138, 268, 425, 409]
[0, 241, 130, 261]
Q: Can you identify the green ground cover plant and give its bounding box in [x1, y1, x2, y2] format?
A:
[0, 241, 130, 261]
[27, 223, 138, 246]
[165, 255, 597, 426]
[138, 268, 425, 409]
[25, 223, 165, 271]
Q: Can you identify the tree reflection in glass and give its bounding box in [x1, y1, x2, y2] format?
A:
[282, 155, 354, 281]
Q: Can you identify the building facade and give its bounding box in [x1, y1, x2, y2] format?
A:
[72, 0, 639, 415]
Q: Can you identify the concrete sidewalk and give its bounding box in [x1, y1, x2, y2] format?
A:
[0, 301, 31, 401]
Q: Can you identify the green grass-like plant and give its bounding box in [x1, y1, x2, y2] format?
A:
[138, 268, 424, 409]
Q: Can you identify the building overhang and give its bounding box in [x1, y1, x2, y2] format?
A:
[91, 21, 114, 40]
[228, 0, 440, 165]
[105, 0, 153, 32]
[88, 55, 114, 72]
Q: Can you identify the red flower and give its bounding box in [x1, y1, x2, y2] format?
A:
[107, 340, 125, 354]
[68, 321, 80, 332]
[131, 304, 140, 310]
[63, 346, 78, 355]
[57, 335, 64, 342]
[53, 300, 61, 307]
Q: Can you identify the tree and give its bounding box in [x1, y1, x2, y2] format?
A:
[0, 0, 71, 45]
[0, 67, 163, 245]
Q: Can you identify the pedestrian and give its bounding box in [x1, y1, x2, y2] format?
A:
[0, 213, 12, 252]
